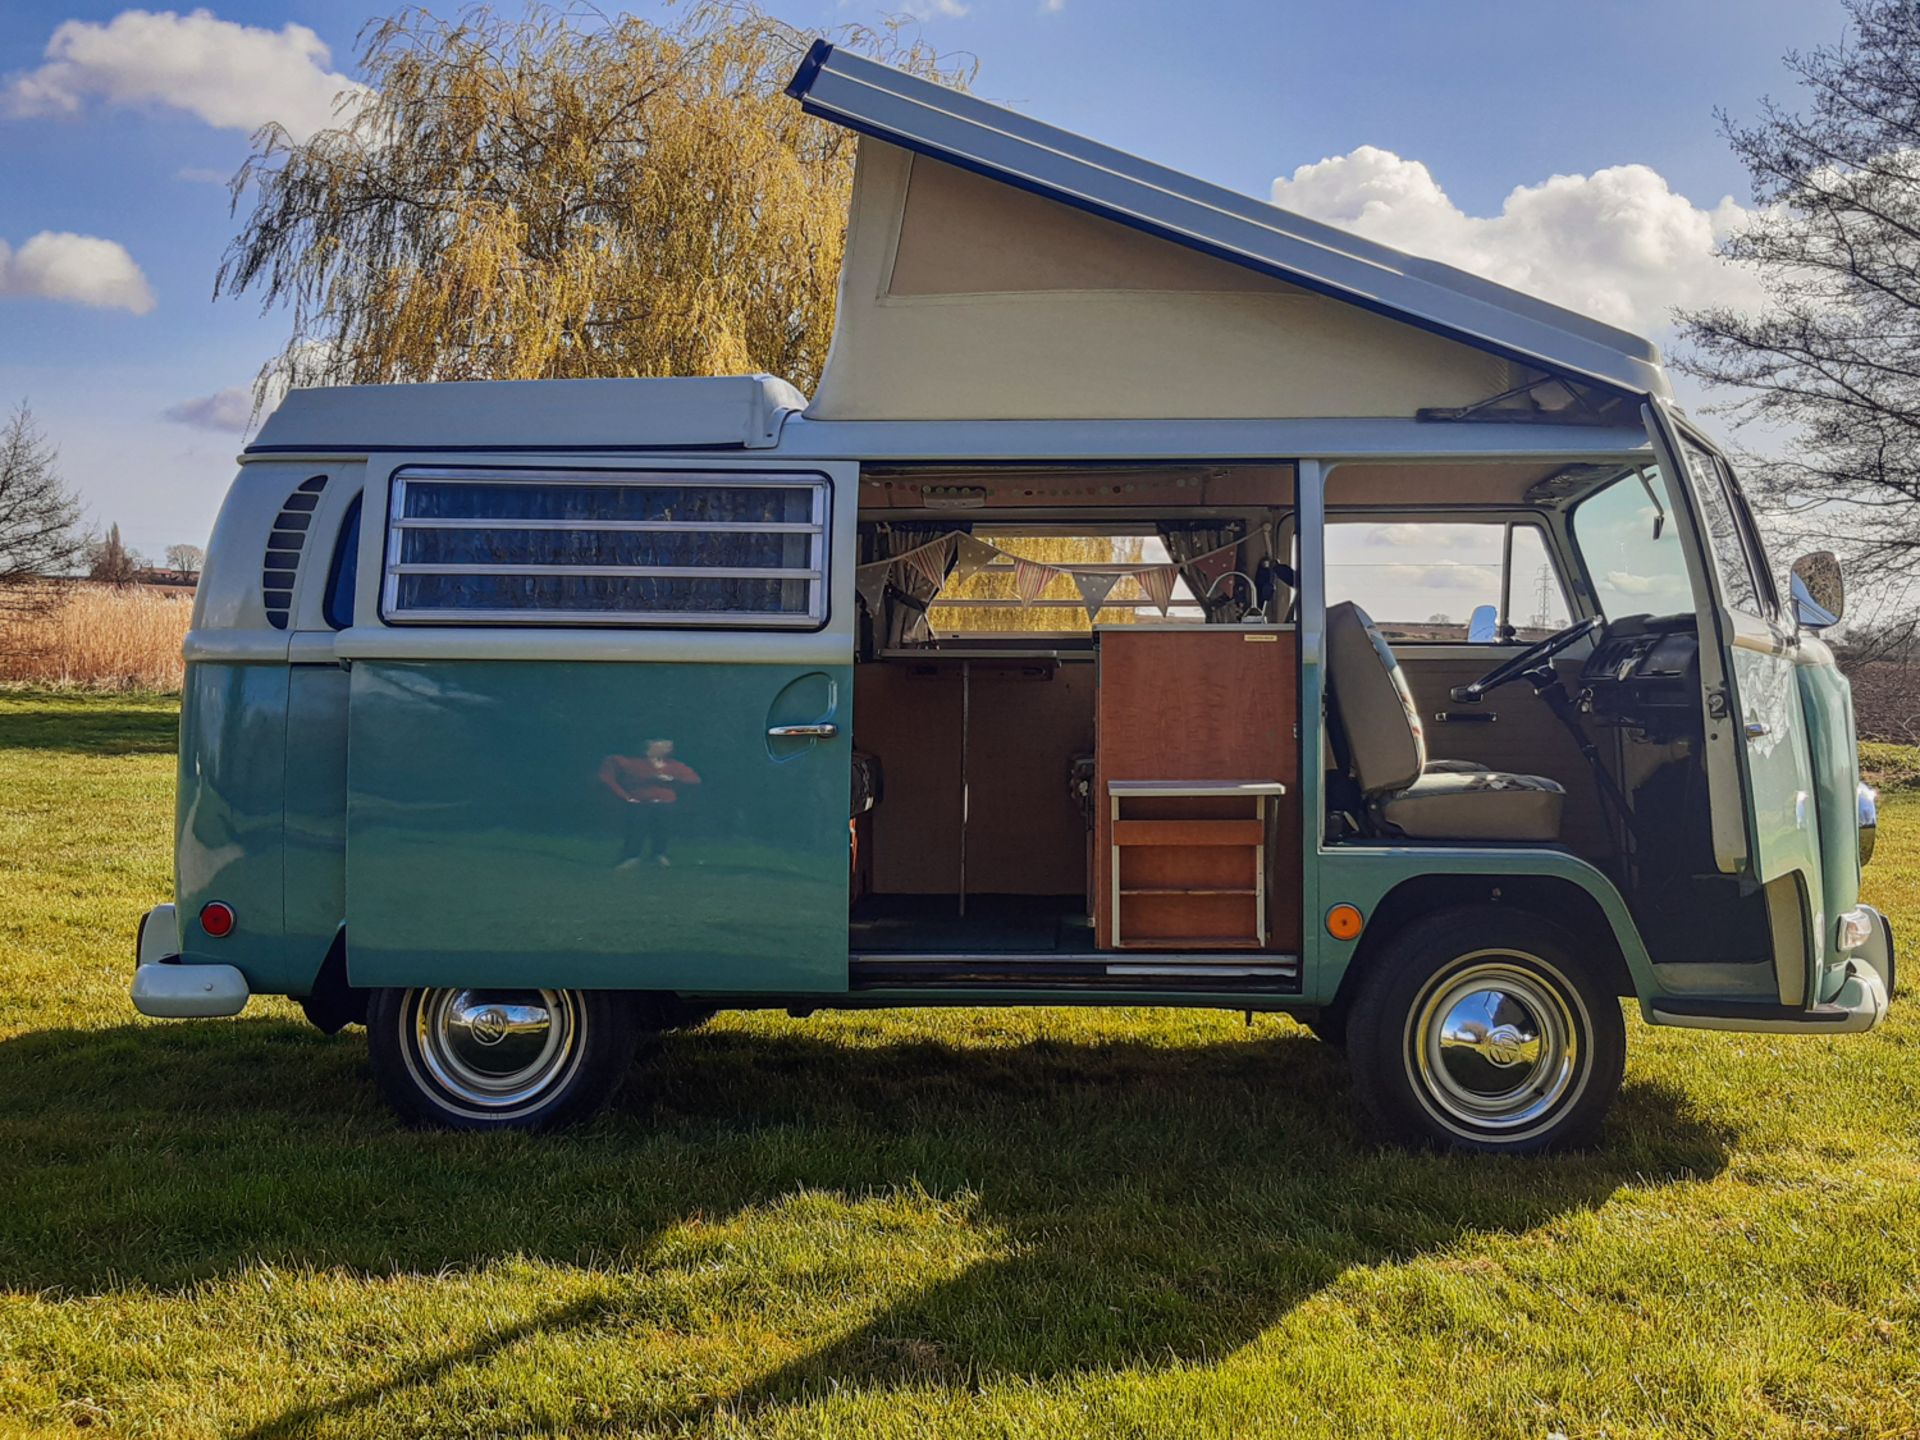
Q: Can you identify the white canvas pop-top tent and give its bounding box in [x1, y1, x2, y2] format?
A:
[783, 42, 1671, 425]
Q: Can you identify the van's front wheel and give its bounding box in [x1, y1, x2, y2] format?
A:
[1346, 909, 1624, 1153]
[367, 987, 635, 1130]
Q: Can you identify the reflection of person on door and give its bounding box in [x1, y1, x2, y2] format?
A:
[599, 739, 700, 869]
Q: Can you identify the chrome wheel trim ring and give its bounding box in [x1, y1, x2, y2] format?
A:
[1404, 952, 1589, 1139]
[406, 988, 584, 1115]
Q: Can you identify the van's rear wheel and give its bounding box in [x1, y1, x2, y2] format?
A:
[367, 987, 635, 1130]
[1346, 908, 1624, 1154]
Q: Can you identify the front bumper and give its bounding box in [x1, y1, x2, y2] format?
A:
[131, 902, 250, 1018]
[1647, 904, 1892, 1035]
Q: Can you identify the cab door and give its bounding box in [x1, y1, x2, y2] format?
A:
[339, 456, 857, 996]
[1645, 403, 1825, 1004]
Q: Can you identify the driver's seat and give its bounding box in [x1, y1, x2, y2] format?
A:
[1326, 602, 1565, 842]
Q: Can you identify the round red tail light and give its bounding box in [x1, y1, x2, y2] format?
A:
[200, 901, 235, 938]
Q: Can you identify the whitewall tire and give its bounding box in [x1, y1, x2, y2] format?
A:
[1346, 907, 1625, 1153]
[367, 986, 636, 1131]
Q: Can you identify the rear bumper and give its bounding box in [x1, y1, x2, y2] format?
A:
[131, 902, 251, 1018]
[1647, 905, 1892, 1035]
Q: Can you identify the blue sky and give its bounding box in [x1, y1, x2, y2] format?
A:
[0, 0, 1849, 560]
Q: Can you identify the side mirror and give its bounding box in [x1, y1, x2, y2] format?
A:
[1467, 604, 1499, 644]
[1790, 551, 1845, 630]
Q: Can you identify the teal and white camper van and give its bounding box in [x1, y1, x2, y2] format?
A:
[132, 45, 1892, 1151]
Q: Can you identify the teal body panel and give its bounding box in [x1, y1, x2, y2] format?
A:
[344, 658, 852, 992]
[1798, 647, 1862, 1003]
[284, 663, 351, 979]
[1729, 643, 1826, 1000]
[174, 662, 294, 987]
[1305, 844, 1663, 1007]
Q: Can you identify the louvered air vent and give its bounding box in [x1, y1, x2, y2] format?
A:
[263, 474, 327, 629]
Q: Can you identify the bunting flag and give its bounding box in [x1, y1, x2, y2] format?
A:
[856, 530, 1254, 615]
[899, 534, 954, 593]
[1013, 557, 1058, 605]
[949, 533, 1000, 587]
[1071, 571, 1122, 619]
[1187, 547, 1240, 606]
[854, 562, 892, 616]
[1138, 564, 1179, 616]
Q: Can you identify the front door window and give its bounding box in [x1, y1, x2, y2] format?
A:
[1324, 519, 1571, 644]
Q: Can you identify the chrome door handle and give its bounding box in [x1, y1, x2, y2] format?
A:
[768, 723, 838, 738]
[1745, 722, 1770, 738]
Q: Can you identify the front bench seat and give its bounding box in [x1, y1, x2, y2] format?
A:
[1326, 601, 1564, 843]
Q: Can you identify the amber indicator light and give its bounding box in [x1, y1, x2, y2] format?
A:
[1325, 904, 1364, 941]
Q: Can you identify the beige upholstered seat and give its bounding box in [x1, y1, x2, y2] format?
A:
[1325, 602, 1563, 843]
[1377, 769, 1564, 840]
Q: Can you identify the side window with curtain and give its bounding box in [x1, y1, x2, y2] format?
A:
[380, 468, 830, 628]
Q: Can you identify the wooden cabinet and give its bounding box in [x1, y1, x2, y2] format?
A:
[1093, 626, 1300, 951]
[1108, 781, 1283, 947]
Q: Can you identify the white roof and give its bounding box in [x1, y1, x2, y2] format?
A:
[248, 374, 807, 454]
[785, 43, 1669, 401]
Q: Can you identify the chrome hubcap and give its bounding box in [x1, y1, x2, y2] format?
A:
[1409, 956, 1582, 1133]
[414, 988, 581, 1110]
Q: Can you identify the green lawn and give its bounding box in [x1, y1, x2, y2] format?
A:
[1, 690, 1915, 1439]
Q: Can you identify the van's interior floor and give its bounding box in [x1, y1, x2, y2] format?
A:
[849, 894, 1096, 954]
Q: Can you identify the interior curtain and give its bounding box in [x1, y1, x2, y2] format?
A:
[871, 521, 971, 644]
[1156, 520, 1248, 621]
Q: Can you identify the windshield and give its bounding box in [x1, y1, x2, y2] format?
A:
[1570, 466, 1695, 620]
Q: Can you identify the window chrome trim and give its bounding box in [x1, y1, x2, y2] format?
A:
[381, 465, 830, 629]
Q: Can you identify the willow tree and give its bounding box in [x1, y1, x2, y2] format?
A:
[217, 4, 968, 397]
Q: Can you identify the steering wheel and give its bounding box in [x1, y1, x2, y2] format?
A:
[1448, 617, 1602, 704]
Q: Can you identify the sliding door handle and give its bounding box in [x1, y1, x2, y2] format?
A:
[768, 723, 838, 739]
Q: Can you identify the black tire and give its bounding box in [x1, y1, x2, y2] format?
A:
[366, 987, 637, 1131]
[1346, 907, 1625, 1154]
[1303, 1009, 1347, 1047]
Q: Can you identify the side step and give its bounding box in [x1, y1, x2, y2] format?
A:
[850, 951, 1301, 992]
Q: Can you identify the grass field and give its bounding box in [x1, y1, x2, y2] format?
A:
[1, 691, 1916, 1439]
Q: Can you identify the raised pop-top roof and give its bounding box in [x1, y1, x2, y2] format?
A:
[785, 42, 1668, 402]
[248, 374, 807, 454]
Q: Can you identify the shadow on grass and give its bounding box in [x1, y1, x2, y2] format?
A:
[0, 1015, 1729, 1434]
[0, 695, 177, 755]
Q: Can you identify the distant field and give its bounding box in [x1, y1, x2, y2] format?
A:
[0, 691, 1915, 1439]
[0, 587, 191, 691]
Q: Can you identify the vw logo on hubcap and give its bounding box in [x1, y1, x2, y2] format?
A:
[468, 1006, 511, 1046]
[1483, 1023, 1529, 1067]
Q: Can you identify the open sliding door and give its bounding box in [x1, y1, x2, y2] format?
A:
[340, 456, 858, 996]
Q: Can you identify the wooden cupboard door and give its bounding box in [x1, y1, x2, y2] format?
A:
[1094, 629, 1300, 950]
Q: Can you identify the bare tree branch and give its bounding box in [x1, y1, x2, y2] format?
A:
[0, 403, 87, 621]
[1678, 3, 1920, 633]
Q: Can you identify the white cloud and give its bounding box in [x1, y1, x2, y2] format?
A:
[6, 8, 366, 143]
[902, 0, 970, 16]
[175, 166, 228, 185]
[1383, 562, 1501, 593]
[1604, 570, 1656, 596]
[164, 384, 255, 433]
[0, 231, 153, 313]
[1271, 145, 1764, 336]
[1362, 522, 1500, 554]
